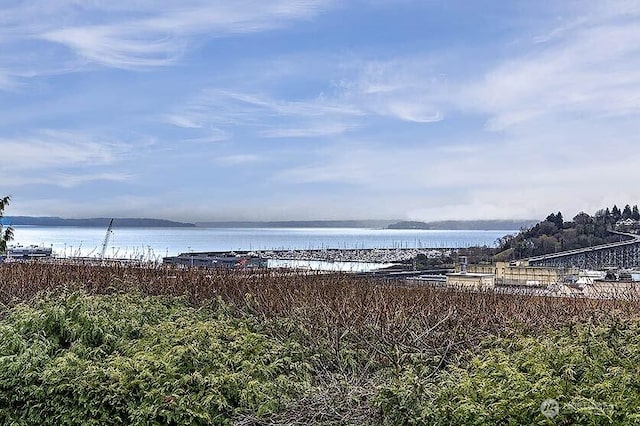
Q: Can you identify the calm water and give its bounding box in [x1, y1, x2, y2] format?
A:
[10, 226, 516, 260]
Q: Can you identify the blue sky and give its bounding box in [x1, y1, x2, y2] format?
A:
[1, 0, 640, 221]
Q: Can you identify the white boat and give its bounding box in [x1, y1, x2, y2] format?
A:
[7, 244, 53, 259]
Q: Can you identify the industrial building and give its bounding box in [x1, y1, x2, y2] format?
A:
[457, 262, 578, 288]
[445, 272, 496, 289]
[445, 255, 495, 289]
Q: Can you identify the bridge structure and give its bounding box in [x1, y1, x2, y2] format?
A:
[527, 232, 640, 269]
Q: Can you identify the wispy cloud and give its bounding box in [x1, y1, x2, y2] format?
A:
[0, 130, 124, 171]
[462, 7, 640, 130]
[198, 89, 363, 121]
[0, 73, 15, 91]
[260, 122, 355, 138]
[36, 1, 336, 69]
[166, 89, 364, 139]
[166, 65, 448, 142]
[1, 172, 132, 189]
[41, 27, 185, 69]
[215, 154, 261, 166]
[54, 172, 132, 188]
[164, 114, 204, 129]
[334, 59, 448, 123]
[0, 130, 133, 188]
[0, 0, 336, 83]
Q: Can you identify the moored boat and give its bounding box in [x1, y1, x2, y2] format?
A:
[6, 244, 53, 259]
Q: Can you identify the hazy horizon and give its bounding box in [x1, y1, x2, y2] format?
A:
[2, 1, 639, 221]
[4, 215, 539, 225]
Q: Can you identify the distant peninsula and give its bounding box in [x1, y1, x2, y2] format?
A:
[2, 216, 196, 228]
[386, 220, 538, 231]
[195, 220, 397, 228]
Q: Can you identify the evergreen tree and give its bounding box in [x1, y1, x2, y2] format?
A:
[633, 205, 640, 221]
[612, 205, 622, 221]
[623, 204, 633, 220]
[573, 212, 592, 225]
[545, 213, 556, 224]
[546, 212, 563, 229]
[0, 196, 14, 254]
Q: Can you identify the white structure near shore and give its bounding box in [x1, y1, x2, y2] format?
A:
[446, 272, 495, 289]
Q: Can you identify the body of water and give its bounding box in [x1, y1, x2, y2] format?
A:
[10, 226, 516, 260]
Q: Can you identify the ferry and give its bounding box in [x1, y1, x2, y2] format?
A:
[6, 244, 53, 259]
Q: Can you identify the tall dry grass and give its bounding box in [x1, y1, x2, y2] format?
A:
[1, 262, 634, 355]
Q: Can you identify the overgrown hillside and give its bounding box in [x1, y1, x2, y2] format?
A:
[496, 204, 640, 259]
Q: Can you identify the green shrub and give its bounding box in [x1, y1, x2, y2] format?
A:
[375, 319, 640, 425]
[0, 292, 310, 425]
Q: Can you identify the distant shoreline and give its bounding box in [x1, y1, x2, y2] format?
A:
[2, 217, 195, 228]
[2, 217, 537, 231]
[386, 220, 537, 231]
[196, 219, 536, 230]
[195, 220, 397, 229]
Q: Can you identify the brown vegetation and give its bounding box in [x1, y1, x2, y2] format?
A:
[1, 261, 634, 355]
[2, 262, 639, 424]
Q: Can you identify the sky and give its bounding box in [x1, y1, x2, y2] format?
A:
[1, 0, 640, 222]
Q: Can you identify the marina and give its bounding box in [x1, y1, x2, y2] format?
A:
[2, 225, 488, 273]
[7, 226, 512, 269]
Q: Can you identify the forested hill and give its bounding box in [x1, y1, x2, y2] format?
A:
[496, 204, 640, 260]
[1, 217, 196, 228]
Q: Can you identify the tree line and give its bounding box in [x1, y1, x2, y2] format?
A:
[497, 204, 640, 259]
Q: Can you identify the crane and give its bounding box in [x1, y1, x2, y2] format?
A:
[100, 219, 114, 259]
